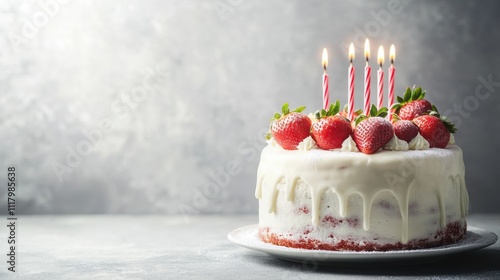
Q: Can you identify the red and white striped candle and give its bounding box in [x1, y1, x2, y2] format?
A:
[322, 48, 329, 110]
[377, 45, 384, 109]
[363, 39, 371, 116]
[388, 44, 396, 121]
[348, 43, 355, 121]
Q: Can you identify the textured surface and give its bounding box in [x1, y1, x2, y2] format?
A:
[0, 214, 498, 279]
[0, 0, 499, 214]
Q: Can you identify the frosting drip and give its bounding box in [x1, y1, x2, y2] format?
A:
[255, 146, 468, 244]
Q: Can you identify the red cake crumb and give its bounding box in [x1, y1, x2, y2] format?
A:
[258, 220, 466, 251]
[322, 216, 360, 228]
[296, 206, 310, 214]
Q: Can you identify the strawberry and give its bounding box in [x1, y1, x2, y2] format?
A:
[268, 103, 311, 150]
[311, 101, 352, 150]
[353, 105, 394, 154]
[392, 86, 433, 120]
[412, 112, 456, 148]
[392, 119, 419, 143]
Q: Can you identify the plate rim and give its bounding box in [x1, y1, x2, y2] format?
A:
[227, 224, 498, 263]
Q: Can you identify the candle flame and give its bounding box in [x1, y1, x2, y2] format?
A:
[378, 45, 384, 67]
[348, 43, 355, 62]
[322, 48, 328, 70]
[389, 44, 396, 64]
[364, 39, 370, 61]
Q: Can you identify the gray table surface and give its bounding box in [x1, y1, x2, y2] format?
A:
[0, 214, 498, 279]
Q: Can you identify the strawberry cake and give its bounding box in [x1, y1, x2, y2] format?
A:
[256, 87, 469, 251]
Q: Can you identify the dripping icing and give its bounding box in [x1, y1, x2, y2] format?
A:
[255, 146, 468, 244]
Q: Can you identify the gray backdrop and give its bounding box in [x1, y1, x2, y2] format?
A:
[0, 0, 499, 215]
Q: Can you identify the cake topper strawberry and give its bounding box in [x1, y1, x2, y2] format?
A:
[392, 119, 419, 143]
[311, 100, 352, 150]
[413, 110, 456, 148]
[353, 105, 394, 154]
[267, 103, 311, 150]
[391, 86, 433, 121]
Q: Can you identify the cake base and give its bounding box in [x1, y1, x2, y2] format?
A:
[258, 220, 466, 251]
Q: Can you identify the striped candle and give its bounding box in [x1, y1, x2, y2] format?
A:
[377, 45, 385, 109]
[364, 66, 371, 116]
[323, 73, 329, 110]
[322, 48, 329, 110]
[363, 39, 371, 116]
[348, 43, 355, 121]
[377, 69, 384, 109]
[388, 44, 396, 121]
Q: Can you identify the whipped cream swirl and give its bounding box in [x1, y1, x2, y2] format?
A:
[384, 135, 409, 151]
[339, 135, 359, 152]
[297, 136, 317, 151]
[448, 133, 455, 145]
[408, 133, 430, 150]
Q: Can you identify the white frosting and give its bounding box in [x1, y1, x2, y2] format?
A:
[256, 146, 468, 244]
[297, 136, 317, 151]
[340, 135, 359, 152]
[448, 133, 455, 145]
[408, 133, 430, 150]
[383, 135, 409, 151]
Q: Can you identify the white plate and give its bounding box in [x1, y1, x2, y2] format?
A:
[227, 225, 498, 266]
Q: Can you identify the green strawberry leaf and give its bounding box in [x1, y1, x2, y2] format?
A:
[411, 86, 421, 100]
[355, 115, 368, 126]
[331, 100, 341, 115]
[377, 107, 388, 118]
[370, 104, 377, 117]
[378, 107, 388, 114]
[274, 103, 306, 120]
[391, 103, 402, 114]
[294, 106, 306, 113]
[440, 115, 457, 133]
[392, 113, 400, 121]
[317, 100, 342, 118]
[403, 87, 412, 101]
[314, 110, 321, 119]
[396, 96, 404, 103]
[282, 103, 290, 115]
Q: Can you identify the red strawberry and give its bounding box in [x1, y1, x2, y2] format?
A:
[353, 106, 394, 154]
[269, 103, 311, 150]
[392, 86, 433, 120]
[393, 120, 419, 143]
[413, 113, 456, 148]
[311, 101, 352, 150]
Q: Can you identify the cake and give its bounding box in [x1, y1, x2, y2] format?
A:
[256, 87, 468, 251]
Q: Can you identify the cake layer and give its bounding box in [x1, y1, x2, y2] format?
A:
[255, 145, 468, 249]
